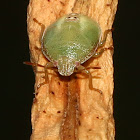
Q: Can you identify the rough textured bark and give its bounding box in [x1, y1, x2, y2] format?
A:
[27, 0, 118, 140]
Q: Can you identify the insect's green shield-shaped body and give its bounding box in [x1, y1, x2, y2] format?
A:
[42, 13, 101, 76]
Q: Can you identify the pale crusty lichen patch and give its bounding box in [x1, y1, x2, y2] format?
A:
[27, 0, 118, 140]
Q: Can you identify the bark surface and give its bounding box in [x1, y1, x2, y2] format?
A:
[27, 0, 118, 140]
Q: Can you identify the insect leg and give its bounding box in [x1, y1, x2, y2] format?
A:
[92, 46, 114, 58]
[98, 29, 113, 47]
[24, 61, 57, 89]
[24, 61, 46, 74]
[86, 66, 101, 70]
[33, 18, 45, 43]
[75, 65, 102, 93]
[92, 29, 114, 58]
[44, 62, 56, 81]
[36, 62, 57, 89]
[23, 61, 44, 67]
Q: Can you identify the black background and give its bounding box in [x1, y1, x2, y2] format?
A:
[1, 0, 140, 140]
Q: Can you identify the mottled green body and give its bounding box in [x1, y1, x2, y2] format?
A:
[42, 13, 101, 76]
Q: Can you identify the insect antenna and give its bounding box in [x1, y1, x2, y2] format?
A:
[23, 61, 44, 68]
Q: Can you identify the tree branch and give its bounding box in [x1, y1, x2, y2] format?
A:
[27, 0, 118, 140]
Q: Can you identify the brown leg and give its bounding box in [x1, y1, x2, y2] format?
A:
[23, 61, 44, 67]
[36, 62, 57, 90]
[92, 28, 113, 58]
[24, 61, 57, 89]
[33, 18, 45, 43]
[93, 46, 114, 58]
[99, 29, 113, 47]
[75, 65, 102, 93]
[43, 62, 55, 82]
[86, 66, 101, 70]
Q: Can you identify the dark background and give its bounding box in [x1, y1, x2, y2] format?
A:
[1, 0, 140, 140]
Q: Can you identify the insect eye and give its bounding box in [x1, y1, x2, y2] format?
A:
[66, 16, 79, 21]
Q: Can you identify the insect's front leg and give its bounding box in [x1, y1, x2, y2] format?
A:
[75, 65, 102, 93]
[37, 62, 57, 89]
[24, 61, 57, 90]
[44, 62, 56, 82]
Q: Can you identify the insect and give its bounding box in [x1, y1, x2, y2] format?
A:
[25, 13, 112, 91]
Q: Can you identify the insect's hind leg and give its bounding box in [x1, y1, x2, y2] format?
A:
[93, 29, 114, 58]
[33, 18, 45, 43]
[93, 46, 114, 58]
[99, 29, 113, 47]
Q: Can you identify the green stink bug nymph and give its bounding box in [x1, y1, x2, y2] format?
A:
[25, 13, 112, 91]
